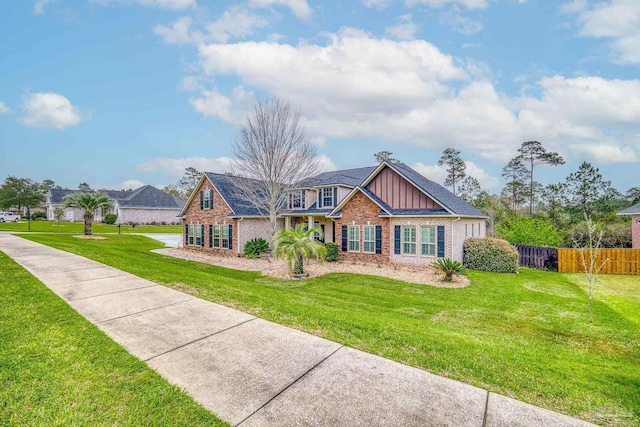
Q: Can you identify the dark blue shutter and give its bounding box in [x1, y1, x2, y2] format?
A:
[302, 191, 305, 209]
[375, 225, 382, 254]
[199, 191, 204, 209]
[184, 224, 188, 246]
[228, 224, 233, 250]
[437, 225, 445, 257]
[333, 187, 337, 206]
[394, 225, 401, 254]
[201, 225, 205, 247]
[318, 190, 322, 208]
[209, 225, 213, 247]
[341, 225, 347, 251]
[210, 190, 214, 209]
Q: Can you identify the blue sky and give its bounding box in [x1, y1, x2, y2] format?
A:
[1, 0, 638, 194]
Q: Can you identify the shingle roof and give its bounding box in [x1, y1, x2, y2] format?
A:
[389, 162, 488, 218]
[49, 186, 184, 209]
[618, 203, 640, 215]
[205, 173, 272, 216]
[296, 166, 377, 188]
[116, 185, 185, 209]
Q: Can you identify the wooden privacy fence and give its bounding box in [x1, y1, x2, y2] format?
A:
[557, 248, 640, 275]
[516, 245, 558, 271]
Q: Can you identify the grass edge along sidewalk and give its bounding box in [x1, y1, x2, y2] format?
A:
[0, 251, 228, 427]
[0, 220, 182, 234]
[19, 233, 640, 426]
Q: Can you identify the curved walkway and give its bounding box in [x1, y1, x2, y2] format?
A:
[0, 234, 594, 427]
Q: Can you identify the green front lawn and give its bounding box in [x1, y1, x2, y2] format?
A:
[0, 220, 181, 234]
[20, 234, 640, 426]
[0, 251, 227, 426]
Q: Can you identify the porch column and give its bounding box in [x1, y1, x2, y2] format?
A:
[285, 216, 291, 229]
[308, 216, 314, 239]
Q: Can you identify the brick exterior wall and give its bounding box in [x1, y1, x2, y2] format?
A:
[182, 178, 238, 256]
[117, 208, 181, 225]
[633, 215, 640, 249]
[335, 192, 390, 263]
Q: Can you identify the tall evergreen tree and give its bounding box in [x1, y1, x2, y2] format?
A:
[373, 151, 399, 163]
[516, 141, 565, 215]
[565, 161, 613, 219]
[437, 148, 466, 196]
[501, 158, 529, 213]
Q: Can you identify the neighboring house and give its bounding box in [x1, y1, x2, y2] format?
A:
[618, 203, 640, 248]
[181, 161, 488, 265]
[45, 186, 184, 224]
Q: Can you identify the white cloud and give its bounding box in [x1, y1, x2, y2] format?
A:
[569, 142, 639, 163]
[248, 0, 312, 20]
[93, 179, 148, 190]
[92, 0, 196, 10]
[154, 17, 199, 45]
[185, 28, 640, 164]
[405, 0, 489, 10]
[206, 6, 269, 43]
[154, 7, 268, 46]
[362, 0, 389, 9]
[564, 0, 640, 64]
[385, 14, 419, 40]
[33, 0, 55, 14]
[137, 156, 235, 177]
[315, 155, 338, 172]
[19, 92, 85, 130]
[0, 102, 10, 114]
[412, 161, 500, 191]
[439, 5, 484, 34]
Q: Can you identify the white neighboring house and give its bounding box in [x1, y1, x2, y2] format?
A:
[45, 186, 184, 224]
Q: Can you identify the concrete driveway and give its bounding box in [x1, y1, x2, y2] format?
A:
[0, 234, 594, 427]
[137, 233, 182, 248]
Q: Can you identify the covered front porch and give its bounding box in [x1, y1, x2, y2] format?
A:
[284, 215, 335, 243]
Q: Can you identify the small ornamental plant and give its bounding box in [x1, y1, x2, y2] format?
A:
[432, 258, 465, 282]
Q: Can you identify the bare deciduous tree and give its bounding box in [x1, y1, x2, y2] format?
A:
[575, 215, 608, 325]
[232, 97, 320, 238]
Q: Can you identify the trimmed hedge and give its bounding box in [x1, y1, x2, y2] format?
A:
[30, 212, 47, 221]
[464, 237, 519, 273]
[103, 213, 117, 225]
[325, 242, 339, 262]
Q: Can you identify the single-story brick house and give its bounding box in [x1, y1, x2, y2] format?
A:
[45, 186, 184, 224]
[181, 161, 488, 265]
[618, 203, 640, 248]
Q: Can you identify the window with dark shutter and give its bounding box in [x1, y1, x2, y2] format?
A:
[437, 225, 445, 257]
[375, 225, 382, 254]
[341, 225, 347, 251]
[394, 225, 401, 254]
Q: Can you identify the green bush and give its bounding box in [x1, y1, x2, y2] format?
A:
[244, 238, 270, 258]
[497, 216, 563, 247]
[103, 213, 117, 225]
[30, 212, 47, 221]
[464, 237, 519, 273]
[325, 242, 339, 262]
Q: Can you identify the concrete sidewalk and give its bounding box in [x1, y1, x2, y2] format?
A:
[0, 234, 594, 427]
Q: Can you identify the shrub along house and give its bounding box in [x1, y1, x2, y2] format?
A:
[181, 161, 487, 265]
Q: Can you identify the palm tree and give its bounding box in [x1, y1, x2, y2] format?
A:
[63, 192, 112, 235]
[432, 258, 465, 282]
[273, 223, 327, 275]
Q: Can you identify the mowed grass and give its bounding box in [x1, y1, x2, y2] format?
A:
[0, 220, 181, 234]
[0, 251, 228, 426]
[21, 234, 640, 426]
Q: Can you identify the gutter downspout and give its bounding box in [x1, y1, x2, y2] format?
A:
[237, 217, 243, 256]
[450, 216, 461, 260]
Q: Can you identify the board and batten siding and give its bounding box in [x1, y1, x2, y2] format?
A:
[366, 166, 443, 210]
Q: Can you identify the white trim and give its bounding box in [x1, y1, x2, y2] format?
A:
[363, 225, 375, 254]
[347, 225, 360, 252]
